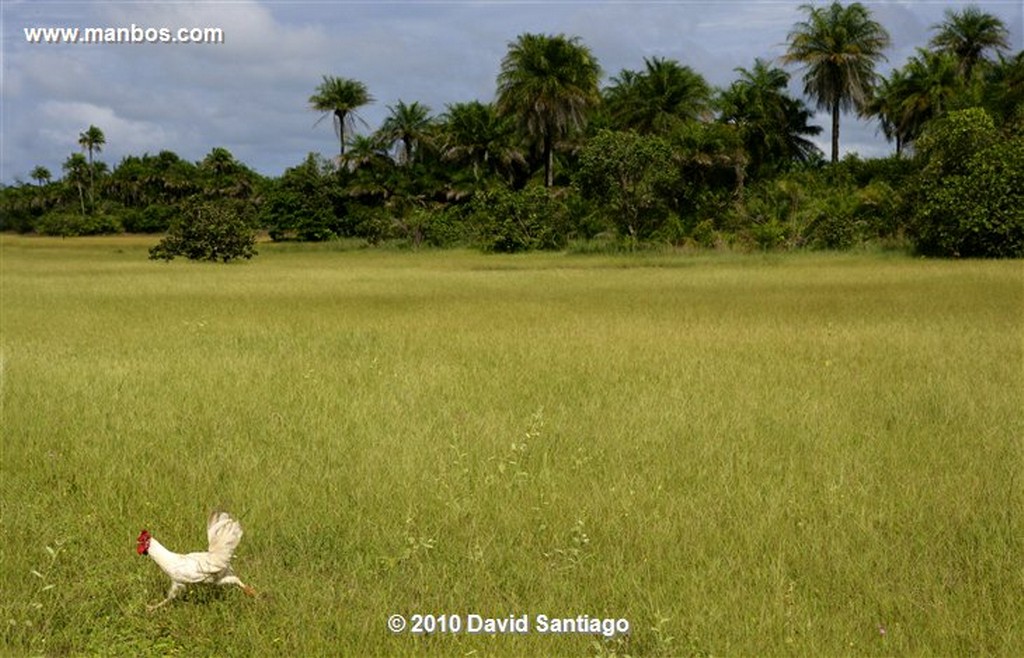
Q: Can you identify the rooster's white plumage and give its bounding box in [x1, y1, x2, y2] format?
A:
[137, 511, 256, 611]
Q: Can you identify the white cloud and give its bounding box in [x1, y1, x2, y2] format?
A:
[38, 101, 178, 157]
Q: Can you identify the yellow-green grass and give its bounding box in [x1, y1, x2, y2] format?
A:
[1, 235, 1021, 656]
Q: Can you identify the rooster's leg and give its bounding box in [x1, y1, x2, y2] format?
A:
[147, 581, 185, 612]
[218, 574, 257, 597]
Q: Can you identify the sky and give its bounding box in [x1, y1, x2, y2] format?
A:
[2, 0, 1021, 184]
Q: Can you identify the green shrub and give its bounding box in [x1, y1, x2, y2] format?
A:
[912, 138, 1024, 257]
[33, 211, 79, 237]
[35, 210, 122, 236]
[837, 154, 915, 188]
[149, 201, 257, 262]
[802, 192, 863, 250]
[854, 180, 902, 238]
[421, 205, 470, 248]
[748, 219, 791, 250]
[386, 205, 468, 249]
[916, 107, 997, 179]
[469, 186, 569, 253]
[728, 166, 904, 252]
[690, 219, 717, 248]
[121, 204, 176, 233]
[728, 175, 808, 233]
[910, 109, 1024, 258]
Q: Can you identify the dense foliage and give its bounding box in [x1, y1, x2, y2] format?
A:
[2, 3, 1021, 258]
[575, 130, 677, 240]
[149, 201, 258, 263]
[909, 108, 1024, 257]
[149, 199, 260, 264]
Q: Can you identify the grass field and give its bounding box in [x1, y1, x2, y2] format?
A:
[1, 235, 1021, 657]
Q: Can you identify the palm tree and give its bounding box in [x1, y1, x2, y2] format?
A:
[930, 6, 1009, 81]
[862, 68, 910, 156]
[783, 2, 890, 163]
[496, 33, 601, 187]
[377, 100, 434, 165]
[30, 166, 52, 186]
[199, 147, 257, 199]
[342, 134, 390, 171]
[200, 147, 240, 177]
[718, 58, 822, 176]
[78, 124, 105, 166]
[78, 124, 105, 207]
[604, 57, 712, 134]
[440, 101, 525, 185]
[670, 121, 749, 194]
[341, 134, 393, 199]
[982, 51, 1024, 127]
[309, 75, 373, 158]
[28, 166, 53, 213]
[62, 153, 89, 217]
[893, 49, 962, 148]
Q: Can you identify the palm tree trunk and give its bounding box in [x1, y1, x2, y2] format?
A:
[87, 148, 95, 210]
[543, 134, 554, 187]
[831, 102, 840, 163]
[336, 110, 346, 157]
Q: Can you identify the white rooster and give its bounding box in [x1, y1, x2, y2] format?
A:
[136, 511, 256, 611]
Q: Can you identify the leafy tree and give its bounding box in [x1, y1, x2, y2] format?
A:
[575, 129, 676, 239]
[909, 107, 1023, 257]
[496, 33, 601, 187]
[309, 75, 373, 157]
[377, 100, 434, 165]
[0, 184, 37, 232]
[262, 153, 340, 241]
[783, 2, 891, 163]
[604, 57, 712, 134]
[718, 58, 823, 177]
[915, 106, 996, 179]
[149, 200, 258, 262]
[929, 5, 1010, 81]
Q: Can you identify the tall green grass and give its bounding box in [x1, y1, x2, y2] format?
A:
[2, 236, 1021, 656]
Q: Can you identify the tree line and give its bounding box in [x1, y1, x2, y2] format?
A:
[2, 2, 1021, 259]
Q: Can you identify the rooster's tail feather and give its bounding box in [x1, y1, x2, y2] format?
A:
[206, 511, 244, 563]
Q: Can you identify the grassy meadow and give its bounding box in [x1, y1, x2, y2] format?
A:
[1, 235, 1021, 657]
